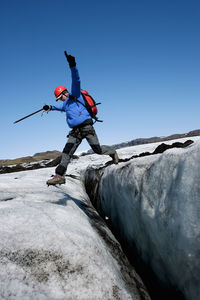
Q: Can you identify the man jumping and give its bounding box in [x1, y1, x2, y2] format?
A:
[43, 51, 119, 186]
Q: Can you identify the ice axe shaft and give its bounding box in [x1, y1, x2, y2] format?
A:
[13, 108, 44, 124]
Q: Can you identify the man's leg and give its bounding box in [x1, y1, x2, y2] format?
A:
[47, 132, 82, 185]
[56, 134, 82, 176]
[83, 125, 119, 163]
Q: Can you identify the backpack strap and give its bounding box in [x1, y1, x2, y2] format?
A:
[70, 94, 103, 122]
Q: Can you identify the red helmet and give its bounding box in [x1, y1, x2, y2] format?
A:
[54, 86, 67, 100]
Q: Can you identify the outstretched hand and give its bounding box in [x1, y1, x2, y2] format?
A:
[64, 51, 76, 68]
[43, 105, 52, 111]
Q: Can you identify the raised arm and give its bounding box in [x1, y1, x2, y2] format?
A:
[64, 51, 81, 98]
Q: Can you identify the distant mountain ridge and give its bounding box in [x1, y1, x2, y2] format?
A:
[87, 129, 200, 153]
[1, 129, 200, 167]
[0, 151, 61, 167]
[110, 129, 200, 149]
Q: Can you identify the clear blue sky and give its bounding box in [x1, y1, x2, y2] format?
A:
[1, 0, 200, 159]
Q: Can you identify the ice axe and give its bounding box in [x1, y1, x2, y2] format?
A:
[13, 108, 44, 124]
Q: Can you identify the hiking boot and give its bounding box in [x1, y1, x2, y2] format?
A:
[46, 174, 66, 186]
[111, 152, 119, 164]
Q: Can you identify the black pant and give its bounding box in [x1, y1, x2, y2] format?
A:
[56, 124, 116, 176]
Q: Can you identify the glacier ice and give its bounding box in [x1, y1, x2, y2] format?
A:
[0, 164, 150, 299]
[85, 138, 200, 300]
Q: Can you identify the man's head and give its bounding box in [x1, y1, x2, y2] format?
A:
[54, 86, 69, 101]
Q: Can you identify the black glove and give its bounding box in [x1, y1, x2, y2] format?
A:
[43, 105, 52, 111]
[64, 51, 76, 68]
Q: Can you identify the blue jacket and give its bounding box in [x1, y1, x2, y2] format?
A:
[51, 66, 91, 128]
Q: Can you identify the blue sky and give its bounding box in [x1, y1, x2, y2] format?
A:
[1, 0, 200, 159]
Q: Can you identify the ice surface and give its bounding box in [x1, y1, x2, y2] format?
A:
[1, 136, 199, 299]
[0, 155, 149, 299]
[87, 136, 200, 300]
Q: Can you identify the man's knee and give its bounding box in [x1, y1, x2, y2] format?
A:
[63, 143, 74, 154]
[91, 144, 102, 154]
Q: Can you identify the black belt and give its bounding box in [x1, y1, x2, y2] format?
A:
[73, 119, 93, 130]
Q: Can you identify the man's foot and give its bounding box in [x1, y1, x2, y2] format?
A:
[112, 152, 119, 164]
[46, 174, 66, 186]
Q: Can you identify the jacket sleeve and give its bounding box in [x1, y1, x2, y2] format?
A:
[71, 66, 81, 98]
[51, 102, 65, 112]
